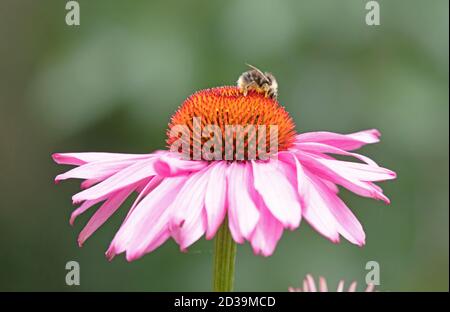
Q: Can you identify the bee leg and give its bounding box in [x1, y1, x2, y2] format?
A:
[242, 81, 258, 96]
[240, 83, 253, 96]
[263, 85, 271, 98]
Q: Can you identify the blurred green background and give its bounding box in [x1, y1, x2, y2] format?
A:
[0, 0, 448, 291]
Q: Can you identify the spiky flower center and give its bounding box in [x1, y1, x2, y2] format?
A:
[167, 86, 296, 161]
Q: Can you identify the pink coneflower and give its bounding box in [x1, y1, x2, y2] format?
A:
[54, 86, 395, 260]
[289, 274, 376, 292]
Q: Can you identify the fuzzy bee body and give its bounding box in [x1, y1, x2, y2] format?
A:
[237, 65, 278, 99]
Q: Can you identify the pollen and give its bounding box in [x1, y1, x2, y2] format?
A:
[167, 86, 296, 160]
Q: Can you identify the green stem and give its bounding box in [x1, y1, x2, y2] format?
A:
[213, 218, 237, 292]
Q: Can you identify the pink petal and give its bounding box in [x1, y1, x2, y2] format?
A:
[70, 197, 104, 225]
[319, 158, 396, 182]
[296, 152, 392, 203]
[306, 274, 317, 292]
[204, 162, 228, 240]
[348, 281, 357, 292]
[305, 168, 366, 245]
[106, 176, 187, 260]
[319, 277, 328, 292]
[365, 284, 375, 292]
[337, 280, 345, 292]
[169, 169, 209, 227]
[322, 179, 340, 193]
[227, 162, 260, 242]
[172, 211, 207, 251]
[80, 178, 102, 189]
[249, 196, 284, 257]
[316, 178, 366, 245]
[279, 152, 340, 242]
[77, 185, 135, 246]
[72, 157, 158, 204]
[139, 229, 172, 258]
[293, 142, 379, 167]
[280, 152, 365, 245]
[55, 158, 140, 183]
[169, 168, 211, 250]
[295, 129, 381, 151]
[125, 176, 163, 221]
[154, 153, 208, 177]
[251, 160, 301, 229]
[304, 169, 366, 245]
[52, 152, 156, 166]
[303, 279, 309, 292]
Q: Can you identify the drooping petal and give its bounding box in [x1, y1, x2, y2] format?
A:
[279, 152, 340, 242]
[77, 185, 136, 246]
[154, 153, 208, 177]
[325, 193, 366, 246]
[308, 170, 365, 245]
[296, 152, 393, 203]
[249, 195, 284, 257]
[140, 229, 172, 258]
[309, 176, 366, 245]
[80, 178, 103, 189]
[295, 142, 396, 187]
[280, 151, 365, 245]
[295, 129, 380, 151]
[251, 160, 301, 229]
[319, 158, 396, 182]
[125, 176, 164, 221]
[52, 152, 157, 166]
[172, 211, 207, 251]
[55, 158, 141, 183]
[169, 168, 211, 250]
[227, 162, 260, 243]
[204, 162, 228, 239]
[364, 182, 390, 204]
[293, 141, 380, 167]
[106, 176, 187, 261]
[70, 197, 104, 225]
[169, 169, 209, 227]
[321, 179, 340, 193]
[72, 157, 158, 204]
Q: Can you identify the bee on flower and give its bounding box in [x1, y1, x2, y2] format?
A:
[53, 67, 396, 263]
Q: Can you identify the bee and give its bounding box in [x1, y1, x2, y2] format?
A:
[237, 64, 278, 99]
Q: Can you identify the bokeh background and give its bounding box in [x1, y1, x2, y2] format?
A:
[0, 0, 448, 291]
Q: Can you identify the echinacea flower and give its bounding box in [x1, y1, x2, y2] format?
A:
[53, 85, 396, 262]
[289, 274, 376, 292]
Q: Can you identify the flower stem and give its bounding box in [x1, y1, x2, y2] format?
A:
[213, 218, 237, 292]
